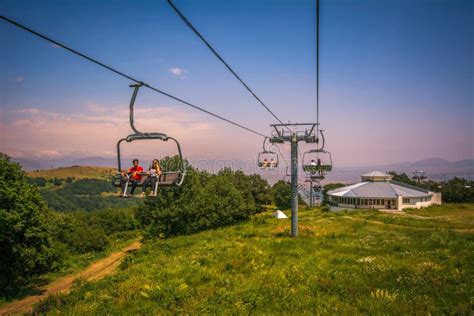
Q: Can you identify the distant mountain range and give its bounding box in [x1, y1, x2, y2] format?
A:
[327, 158, 473, 183]
[11, 156, 474, 183]
[383, 158, 474, 173]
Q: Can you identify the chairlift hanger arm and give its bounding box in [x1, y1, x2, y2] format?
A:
[127, 83, 169, 139]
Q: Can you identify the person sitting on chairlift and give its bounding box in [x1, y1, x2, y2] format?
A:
[120, 158, 143, 197]
[262, 158, 269, 168]
[269, 158, 276, 170]
[141, 159, 162, 197]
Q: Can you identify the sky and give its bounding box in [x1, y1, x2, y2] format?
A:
[1, 0, 473, 168]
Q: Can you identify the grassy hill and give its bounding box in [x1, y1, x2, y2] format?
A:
[36, 204, 473, 314]
[27, 166, 116, 179]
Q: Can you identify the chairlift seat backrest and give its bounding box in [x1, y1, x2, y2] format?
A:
[159, 172, 182, 186]
[112, 171, 183, 188]
[303, 165, 332, 172]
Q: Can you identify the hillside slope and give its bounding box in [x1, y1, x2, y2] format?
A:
[27, 166, 116, 179]
[36, 205, 473, 314]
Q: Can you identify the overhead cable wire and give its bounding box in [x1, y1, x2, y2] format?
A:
[0, 15, 268, 138]
[316, 0, 320, 130]
[167, 0, 289, 128]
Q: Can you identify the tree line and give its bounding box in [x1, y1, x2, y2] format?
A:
[387, 171, 474, 203]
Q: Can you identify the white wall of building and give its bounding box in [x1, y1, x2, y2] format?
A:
[329, 194, 441, 211]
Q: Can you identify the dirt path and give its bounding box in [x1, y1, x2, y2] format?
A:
[0, 240, 142, 315]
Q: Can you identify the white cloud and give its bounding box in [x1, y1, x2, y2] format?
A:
[0, 104, 219, 159]
[15, 76, 24, 83]
[169, 67, 188, 77]
[17, 108, 40, 114]
[87, 103, 108, 113]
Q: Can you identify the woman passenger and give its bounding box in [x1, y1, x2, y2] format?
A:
[141, 159, 161, 197]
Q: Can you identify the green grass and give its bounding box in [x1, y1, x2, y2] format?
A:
[37, 204, 473, 314]
[27, 166, 116, 179]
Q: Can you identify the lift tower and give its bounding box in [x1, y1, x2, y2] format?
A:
[270, 123, 319, 237]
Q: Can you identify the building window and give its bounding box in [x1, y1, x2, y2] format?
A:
[403, 198, 410, 204]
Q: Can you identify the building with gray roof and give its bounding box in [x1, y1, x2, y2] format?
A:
[327, 171, 442, 211]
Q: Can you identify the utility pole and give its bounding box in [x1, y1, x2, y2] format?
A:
[270, 123, 318, 237]
[290, 132, 299, 237]
[412, 170, 427, 186]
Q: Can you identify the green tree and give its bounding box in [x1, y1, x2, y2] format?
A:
[272, 180, 292, 209]
[322, 183, 345, 205]
[441, 177, 474, 203]
[387, 171, 417, 185]
[0, 153, 59, 295]
[52, 177, 62, 186]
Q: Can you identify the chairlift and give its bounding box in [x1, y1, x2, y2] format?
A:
[302, 130, 333, 176]
[313, 183, 322, 191]
[412, 170, 427, 181]
[257, 137, 279, 170]
[302, 149, 332, 174]
[437, 175, 447, 189]
[306, 177, 322, 191]
[113, 83, 186, 197]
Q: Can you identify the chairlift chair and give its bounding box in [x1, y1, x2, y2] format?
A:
[313, 182, 322, 191]
[302, 149, 333, 174]
[113, 83, 186, 197]
[302, 129, 332, 176]
[257, 138, 279, 170]
[437, 175, 447, 189]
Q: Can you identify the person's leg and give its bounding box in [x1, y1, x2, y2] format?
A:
[142, 178, 150, 193]
[130, 180, 138, 195]
[120, 177, 129, 196]
[150, 177, 158, 195]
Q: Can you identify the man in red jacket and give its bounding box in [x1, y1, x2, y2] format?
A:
[120, 159, 143, 197]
